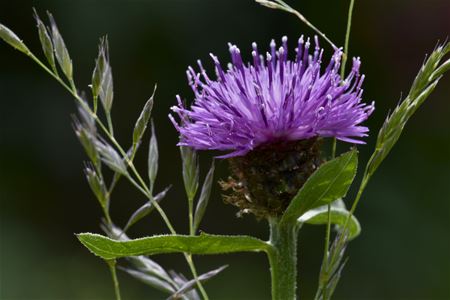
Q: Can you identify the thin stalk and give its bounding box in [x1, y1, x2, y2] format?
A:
[316, 1, 357, 298]
[340, 0, 356, 78]
[27, 52, 207, 299]
[336, 0, 357, 235]
[103, 208, 113, 226]
[185, 253, 209, 300]
[266, 0, 338, 50]
[321, 137, 336, 299]
[93, 95, 98, 114]
[107, 172, 122, 197]
[106, 259, 122, 300]
[106, 113, 114, 136]
[188, 196, 195, 236]
[29, 52, 176, 233]
[187, 191, 209, 298]
[268, 218, 299, 300]
[331, 139, 337, 158]
[348, 169, 370, 217]
[69, 78, 77, 93]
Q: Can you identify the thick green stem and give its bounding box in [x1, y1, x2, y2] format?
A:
[269, 218, 299, 300]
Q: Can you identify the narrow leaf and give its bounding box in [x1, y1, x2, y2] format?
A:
[128, 255, 172, 283]
[133, 85, 156, 151]
[281, 149, 358, 224]
[47, 12, 73, 81]
[84, 166, 107, 209]
[169, 265, 227, 300]
[298, 205, 361, 240]
[33, 9, 57, 73]
[123, 186, 171, 232]
[180, 146, 199, 201]
[77, 232, 273, 260]
[316, 230, 349, 300]
[148, 121, 159, 191]
[193, 160, 215, 232]
[169, 272, 200, 300]
[92, 37, 113, 112]
[0, 23, 30, 54]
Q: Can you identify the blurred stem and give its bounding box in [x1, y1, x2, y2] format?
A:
[331, 139, 337, 158]
[340, 0, 356, 78]
[107, 259, 122, 300]
[188, 195, 195, 236]
[26, 51, 208, 299]
[268, 217, 299, 300]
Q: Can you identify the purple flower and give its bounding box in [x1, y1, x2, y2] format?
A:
[170, 36, 374, 158]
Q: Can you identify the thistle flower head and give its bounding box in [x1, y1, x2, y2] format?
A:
[170, 36, 374, 158]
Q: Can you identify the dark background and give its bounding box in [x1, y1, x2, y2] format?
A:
[1, 0, 449, 299]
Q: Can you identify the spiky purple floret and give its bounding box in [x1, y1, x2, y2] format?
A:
[170, 36, 374, 158]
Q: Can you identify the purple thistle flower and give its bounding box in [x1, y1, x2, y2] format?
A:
[170, 36, 374, 158]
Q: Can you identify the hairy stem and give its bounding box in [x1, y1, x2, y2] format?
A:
[268, 218, 299, 300]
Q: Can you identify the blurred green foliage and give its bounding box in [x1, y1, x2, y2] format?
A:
[1, 0, 449, 299]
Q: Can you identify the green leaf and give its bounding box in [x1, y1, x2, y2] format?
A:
[77, 233, 273, 260]
[47, 12, 73, 81]
[281, 149, 358, 225]
[180, 147, 199, 202]
[298, 205, 361, 240]
[193, 160, 215, 232]
[133, 85, 156, 152]
[0, 23, 30, 54]
[367, 42, 450, 177]
[148, 121, 158, 192]
[33, 9, 57, 74]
